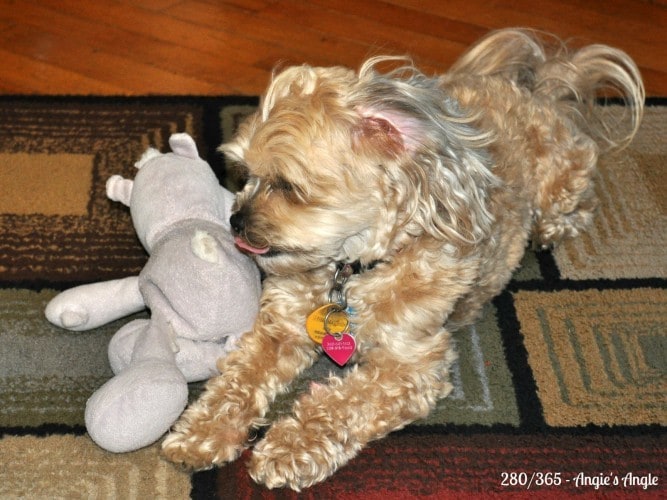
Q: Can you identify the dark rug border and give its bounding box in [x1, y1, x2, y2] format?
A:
[1, 96, 664, 441]
[1, 95, 664, 498]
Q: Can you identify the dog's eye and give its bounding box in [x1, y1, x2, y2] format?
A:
[272, 177, 294, 193]
[269, 176, 306, 203]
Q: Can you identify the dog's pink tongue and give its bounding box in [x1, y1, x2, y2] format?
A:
[235, 236, 270, 255]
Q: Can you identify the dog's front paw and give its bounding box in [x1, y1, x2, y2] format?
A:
[248, 416, 348, 491]
[162, 416, 248, 471]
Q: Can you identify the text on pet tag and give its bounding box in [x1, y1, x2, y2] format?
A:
[321, 333, 357, 366]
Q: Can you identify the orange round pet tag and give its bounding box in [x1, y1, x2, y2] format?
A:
[306, 304, 349, 344]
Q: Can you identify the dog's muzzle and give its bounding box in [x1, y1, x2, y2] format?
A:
[230, 211, 272, 255]
[230, 211, 246, 235]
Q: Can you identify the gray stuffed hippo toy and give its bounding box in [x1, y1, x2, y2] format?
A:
[45, 133, 261, 453]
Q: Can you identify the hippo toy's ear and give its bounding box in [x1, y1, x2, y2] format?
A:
[106, 175, 133, 206]
[169, 133, 199, 160]
[134, 147, 161, 169]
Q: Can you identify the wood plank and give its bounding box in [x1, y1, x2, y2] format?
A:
[312, 0, 488, 44]
[165, 0, 376, 68]
[0, 48, 127, 94]
[0, 0, 663, 95]
[17, 0, 270, 77]
[0, 1, 272, 93]
[385, 0, 666, 47]
[0, 22, 224, 94]
[383, 0, 666, 77]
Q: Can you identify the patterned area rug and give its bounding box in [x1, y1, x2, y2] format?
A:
[0, 96, 664, 499]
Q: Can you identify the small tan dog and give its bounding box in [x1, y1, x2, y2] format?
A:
[162, 29, 643, 489]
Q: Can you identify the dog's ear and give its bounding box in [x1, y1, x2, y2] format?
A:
[353, 107, 425, 157]
[352, 104, 496, 248]
[354, 115, 403, 156]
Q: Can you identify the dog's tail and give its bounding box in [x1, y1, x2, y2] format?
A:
[449, 28, 645, 150]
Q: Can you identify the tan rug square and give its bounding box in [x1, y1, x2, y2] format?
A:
[514, 287, 666, 426]
[0, 153, 94, 216]
[552, 107, 667, 279]
[0, 435, 191, 499]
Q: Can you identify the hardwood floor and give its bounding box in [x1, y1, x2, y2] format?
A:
[0, 0, 665, 96]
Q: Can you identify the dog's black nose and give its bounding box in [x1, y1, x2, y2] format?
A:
[230, 212, 245, 234]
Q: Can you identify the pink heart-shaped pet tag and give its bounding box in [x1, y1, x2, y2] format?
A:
[322, 333, 356, 366]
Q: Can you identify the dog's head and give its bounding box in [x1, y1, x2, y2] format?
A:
[223, 57, 497, 275]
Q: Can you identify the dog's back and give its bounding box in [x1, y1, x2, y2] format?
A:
[442, 29, 644, 249]
[448, 28, 644, 150]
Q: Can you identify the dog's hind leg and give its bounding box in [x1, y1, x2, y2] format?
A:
[531, 129, 599, 248]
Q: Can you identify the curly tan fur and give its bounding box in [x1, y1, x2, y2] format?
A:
[162, 29, 643, 490]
